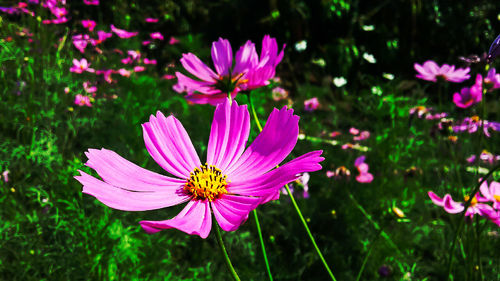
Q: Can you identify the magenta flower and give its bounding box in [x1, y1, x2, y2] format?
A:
[150, 32, 164, 40]
[484, 68, 500, 89]
[143, 58, 157, 65]
[72, 34, 89, 53]
[2, 170, 9, 183]
[169, 36, 180, 45]
[75, 99, 323, 238]
[353, 130, 370, 141]
[145, 18, 158, 23]
[83, 81, 97, 93]
[453, 116, 500, 137]
[110, 24, 138, 38]
[74, 94, 92, 107]
[414, 60, 470, 83]
[81, 20, 96, 32]
[134, 66, 146, 72]
[70, 58, 95, 73]
[354, 156, 373, 183]
[271, 87, 288, 101]
[83, 0, 99, 5]
[304, 97, 319, 112]
[90, 30, 112, 46]
[453, 85, 482, 108]
[173, 36, 284, 105]
[478, 181, 500, 210]
[428, 191, 497, 220]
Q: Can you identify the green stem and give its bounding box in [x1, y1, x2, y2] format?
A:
[355, 229, 383, 281]
[445, 163, 500, 281]
[253, 210, 273, 281]
[474, 217, 484, 281]
[247, 92, 336, 281]
[215, 225, 241, 281]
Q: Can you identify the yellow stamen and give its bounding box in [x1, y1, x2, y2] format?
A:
[493, 195, 500, 202]
[464, 195, 478, 206]
[184, 164, 228, 201]
[471, 115, 480, 122]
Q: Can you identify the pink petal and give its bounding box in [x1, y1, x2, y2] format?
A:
[84, 148, 185, 191]
[443, 195, 465, 214]
[225, 106, 299, 182]
[211, 38, 233, 76]
[184, 92, 238, 106]
[428, 191, 445, 207]
[356, 172, 373, 183]
[142, 112, 201, 179]
[140, 200, 212, 238]
[76, 171, 189, 211]
[175, 72, 220, 95]
[233, 40, 258, 75]
[180, 53, 218, 83]
[354, 155, 366, 167]
[207, 99, 250, 172]
[211, 195, 261, 231]
[227, 151, 324, 201]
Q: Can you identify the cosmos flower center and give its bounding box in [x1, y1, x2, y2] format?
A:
[184, 164, 228, 201]
[493, 195, 500, 202]
[464, 195, 478, 206]
[471, 115, 480, 122]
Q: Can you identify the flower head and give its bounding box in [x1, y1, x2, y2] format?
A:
[81, 19, 96, 32]
[173, 36, 285, 105]
[354, 156, 373, 183]
[74, 94, 92, 107]
[75, 99, 323, 238]
[428, 191, 498, 222]
[414, 60, 470, 83]
[70, 58, 95, 73]
[110, 24, 138, 38]
[304, 97, 319, 112]
[453, 79, 482, 108]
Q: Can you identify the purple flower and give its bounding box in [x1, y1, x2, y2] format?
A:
[354, 156, 373, 183]
[414, 60, 470, 83]
[70, 58, 95, 73]
[304, 97, 319, 112]
[453, 116, 500, 137]
[453, 84, 482, 108]
[428, 191, 498, 221]
[75, 99, 324, 238]
[173, 36, 285, 105]
[484, 68, 500, 90]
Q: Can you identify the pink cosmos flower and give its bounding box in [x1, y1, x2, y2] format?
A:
[117, 68, 131, 77]
[428, 191, 498, 221]
[414, 60, 470, 83]
[70, 58, 95, 73]
[173, 35, 284, 105]
[169, 36, 180, 45]
[143, 58, 157, 65]
[74, 94, 92, 107]
[75, 99, 324, 238]
[134, 66, 146, 72]
[478, 181, 500, 210]
[453, 85, 482, 108]
[453, 116, 500, 137]
[484, 68, 500, 89]
[349, 127, 359, 135]
[110, 24, 138, 38]
[142, 40, 151, 46]
[354, 156, 373, 183]
[81, 19, 96, 32]
[353, 130, 370, 141]
[304, 97, 319, 112]
[150, 32, 164, 40]
[90, 30, 112, 46]
[127, 50, 140, 60]
[83, 81, 97, 93]
[83, 0, 99, 5]
[145, 18, 158, 23]
[96, 69, 114, 83]
[72, 34, 89, 53]
[2, 170, 9, 182]
[271, 87, 288, 101]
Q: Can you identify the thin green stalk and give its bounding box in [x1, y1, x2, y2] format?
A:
[215, 224, 241, 281]
[253, 210, 273, 281]
[474, 217, 484, 281]
[247, 92, 336, 281]
[355, 229, 383, 281]
[246, 93, 273, 281]
[446, 163, 500, 281]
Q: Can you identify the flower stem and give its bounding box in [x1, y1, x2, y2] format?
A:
[247, 92, 336, 281]
[253, 210, 273, 281]
[215, 224, 241, 281]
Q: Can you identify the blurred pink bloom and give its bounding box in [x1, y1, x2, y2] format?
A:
[428, 191, 498, 222]
[70, 58, 95, 73]
[2, 170, 9, 182]
[326, 170, 335, 178]
[127, 50, 140, 60]
[271, 87, 288, 101]
[110, 24, 138, 38]
[72, 34, 89, 53]
[90, 30, 112, 46]
[425, 112, 448, 120]
[453, 74, 482, 108]
[121, 57, 133, 64]
[143, 58, 157, 65]
[479, 150, 500, 165]
[478, 181, 500, 210]
[50, 6, 67, 18]
[414, 60, 470, 83]
[142, 40, 152, 46]
[117, 68, 131, 77]
[150, 32, 164, 40]
[145, 18, 158, 23]
[353, 130, 370, 141]
[162, 74, 176, 80]
[64, 87, 70, 94]
[96, 69, 114, 83]
[354, 156, 373, 183]
[453, 116, 500, 137]
[484, 68, 500, 89]
[169, 36, 180, 45]
[42, 17, 68, 24]
[81, 20, 96, 32]
[466, 155, 476, 163]
[134, 66, 146, 72]
[83, 81, 97, 93]
[349, 127, 359, 135]
[174, 35, 285, 105]
[83, 0, 99, 5]
[75, 99, 324, 238]
[304, 97, 319, 112]
[74, 94, 92, 107]
[330, 131, 341, 138]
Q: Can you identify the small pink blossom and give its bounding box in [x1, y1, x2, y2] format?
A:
[162, 74, 176, 80]
[478, 181, 500, 210]
[428, 191, 498, 223]
[143, 58, 157, 65]
[134, 66, 146, 72]
[453, 74, 482, 108]
[74, 94, 92, 107]
[110, 24, 138, 39]
[150, 32, 164, 40]
[330, 131, 342, 138]
[142, 40, 152, 46]
[304, 97, 319, 112]
[2, 170, 9, 182]
[466, 155, 476, 163]
[91, 30, 112, 46]
[64, 87, 70, 94]
[353, 130, 370, 141]
[70, 58, 95, 73]
[272, 87, 288, 101]
[83, 81, 97, 93]
[72, 34, 89, 53]
[83, 0, 99, 5]
[349, 127, 359, 135]
[96, 69, 114, 84]
[354, 156, 373, 183]
[117, 68, 131, 77]
[414, 60, 470, 83]
[81, 20, 96, 32]
[484, 68, 500, 89]
[127, 50, 141, 60]
[169, 36, 180, 45]
[145, 18, 158, 23]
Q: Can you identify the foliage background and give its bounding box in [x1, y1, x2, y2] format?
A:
[1, 0, 499, 280]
